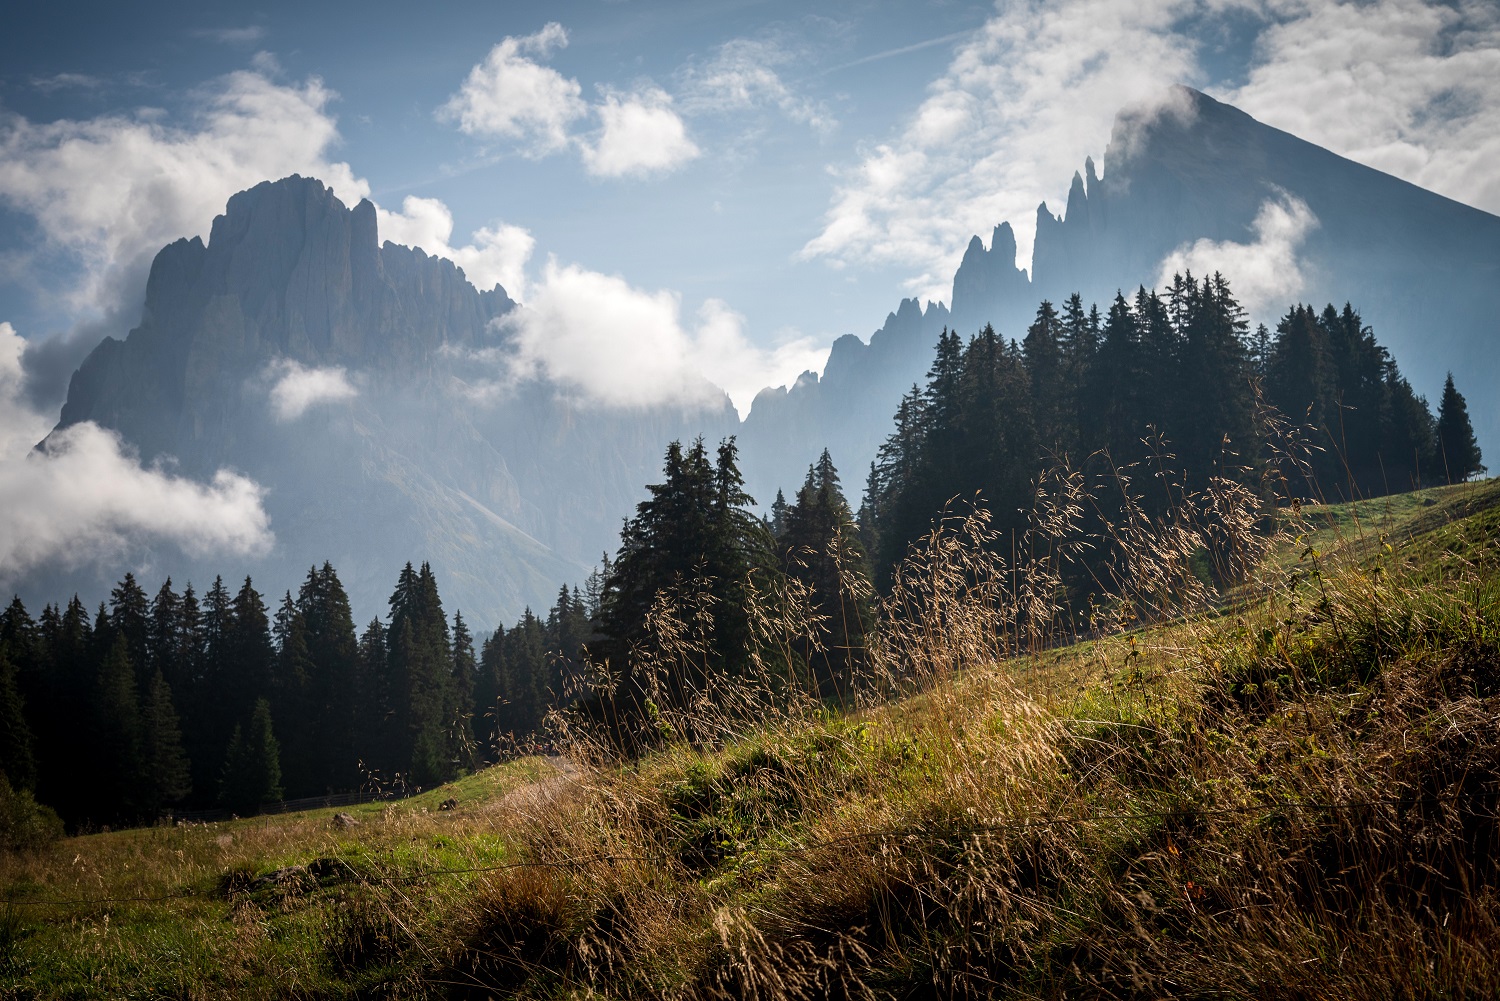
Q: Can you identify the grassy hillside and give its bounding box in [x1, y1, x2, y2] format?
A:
[4, 478, 1499, 999]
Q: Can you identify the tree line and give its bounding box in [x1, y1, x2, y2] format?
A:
[0, 562, 590, 829]
[859, 273, 1482, 582]
[0, 272, 1484, 825]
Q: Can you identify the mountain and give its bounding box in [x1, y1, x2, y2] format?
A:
[42, 176, 736, 629]
[739, 86, 1500, 501]
[28, 89, 1500, 625]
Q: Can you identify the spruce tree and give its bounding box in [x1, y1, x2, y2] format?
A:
[448, 610, 476, 767]
[387, 563, 454, 786]
[0, 649, 36, 793]
[299, 563, 361, 788]
[140, 668, 192, 819]
[778, 450, 873, 701]
[354, 617, 389, 777]
[109, 573, 151, 690]
[220, 698, 282, 815]
[1437, 373, 1485, 482]
[1022, 300, 1069, 453]
[148, 579, 180, 691]
[271, 589, 315, 796]
[93, 634, 145, 824]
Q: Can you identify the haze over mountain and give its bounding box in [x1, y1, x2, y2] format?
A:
[17, 87, 1498, 628]
[738, 87, 1500, 502]
[40, 176, 735, 630]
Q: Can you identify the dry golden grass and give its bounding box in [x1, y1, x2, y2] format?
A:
[5, 448, 1500, 998]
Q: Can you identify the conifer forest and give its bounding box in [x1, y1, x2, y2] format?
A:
[0, 273, 1482, 833]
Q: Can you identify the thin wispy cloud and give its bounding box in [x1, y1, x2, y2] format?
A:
[801, 0, 1500, 305]
[29, 72, 104, 93]
[814, 30, 975, 77]
[801, 0, 1199, 301]
[1226, 0, 1500, 215]
[194, 26, 268, 45]
[679, 37, 835, 131]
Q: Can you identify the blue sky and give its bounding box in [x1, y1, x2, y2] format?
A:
[2, 0, 1498, 417]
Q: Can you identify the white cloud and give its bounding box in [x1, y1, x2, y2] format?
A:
[801, 0, 1500, 304]
[0, 322, 272, 580]
[194, 26, 268, 45]
[1157, 193, 1319, 316]
[799, 0, 1202, 300]
[581, 88, 700, 178]
[1226, 0, 1500, 214]
[376, 196, 534, 298]
[679, 37, 835, 131]
[30, 72, 105, 93]
[491, 259, 826, 416]
[266, 359, 358, 422]
[438, 23, 587, 155]
[442, 24, 701, 179]
[0, 68, 368, 333]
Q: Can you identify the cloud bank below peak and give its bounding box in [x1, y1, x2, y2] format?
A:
[0, 322, 273, 582]
[472, 258, 826, 417]
[1157, 193, 1319, 318]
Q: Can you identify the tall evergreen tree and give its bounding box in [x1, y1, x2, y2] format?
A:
[93, 634, 144, 824]
[1023, 300, 1069, 454]
[387, 563, 454, 786]
[297, 563, 362, 791]
[448, 610, 476, 767]
[139, 668, 192, 819]
[354, 617, 389, 777]
[778, 450, 873, 701]
[220, 698, 282, 815]
[0, 649, 36, 792]
[1437, 373, 1485, 482]
[109, 573, 151, 690]
[590, 437, 774, 731]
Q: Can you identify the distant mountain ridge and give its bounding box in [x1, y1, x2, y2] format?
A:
[28, 88, 1500, 627]
[44, 176, 736, 629]
[738, 86, 1500, 502]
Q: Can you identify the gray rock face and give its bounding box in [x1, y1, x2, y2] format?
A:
[738, 296, 950, 502]
[45, 176, 736, 629]
[739, 87, 1500, 499]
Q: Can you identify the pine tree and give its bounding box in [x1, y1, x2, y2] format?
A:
[387, 563, 454, 786]
[0, 649, 36, 793]
[271, 589, 315, 796]
[93, 634, 144, 824]
[32, 597, 92, 823]
[778, 450, 873, 701]
[769, 489, 790, 541]
[220, 698, 282, 815]
[1437, 373, 1485, 482]
[300, 563, 361, 788]
[148, 579, 181, 690]
[109, 573, 151, 690]
[590, 437, 773, 734]
[1023, 300, 1069, 454]
[139, 668, 192, 819]
[448, 611, 476, 767]
[354, 617, 389, 776]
